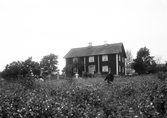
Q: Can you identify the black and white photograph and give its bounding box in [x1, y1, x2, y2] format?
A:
[0, 0, 167, 117]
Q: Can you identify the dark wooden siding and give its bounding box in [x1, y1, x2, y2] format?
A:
[85, 55, 98, 73]
[78, 57, 84, 76]
[118, 50, 126, 75]
[100, 54, 116, 75]
[66, 58, 73, 65]
[94, 55, 98, 72]
[65, 57, 84, 76]
[108, 54, 116, 75]
[122, 45, 126, 75]
[65, 53, 125, 76]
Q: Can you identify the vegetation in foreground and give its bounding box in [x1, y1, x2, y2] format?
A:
[0, 75, 167, 118]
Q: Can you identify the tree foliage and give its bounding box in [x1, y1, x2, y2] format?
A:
[125, 49, 133, 69]
[40, 53, 58, 76]
[154, 56, 162, 65]
[20, 57, 40, 77]
[0, 71, 1, 78]
[157, 62, 167, 72]
[62, 58, 84, 77]
[1, 57, 40, 81]
[1, 53, 58, 88]
[1, 53, 59, 81]
[72, 58, 84, 73]
[131, 47, 157, 74]
[62, 64, 73, 77]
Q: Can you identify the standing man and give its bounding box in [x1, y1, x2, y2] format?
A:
[104, 68, 114, 84]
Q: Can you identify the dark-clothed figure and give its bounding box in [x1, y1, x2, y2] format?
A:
[104, 69, 114, 84]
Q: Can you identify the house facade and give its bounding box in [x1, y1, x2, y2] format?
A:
[64, 42, 126, 76]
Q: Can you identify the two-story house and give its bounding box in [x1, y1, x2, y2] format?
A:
[64, 42, 126, 76]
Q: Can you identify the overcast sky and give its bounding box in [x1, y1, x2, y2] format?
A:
[0, 0, 167, 72]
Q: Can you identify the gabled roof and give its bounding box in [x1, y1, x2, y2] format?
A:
[64, 42, 126, 58]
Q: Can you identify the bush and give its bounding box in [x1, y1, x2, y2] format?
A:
[157, 71, 167, 81]
[18, 75, 36, 90]
[1, 58, 40, 81]
[0, 75, 167, 117]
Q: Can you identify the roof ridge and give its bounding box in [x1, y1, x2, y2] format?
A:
[71, 42, 123, 50]
[64, 42, 124, 58]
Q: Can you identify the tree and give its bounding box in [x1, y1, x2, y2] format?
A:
[1, 57, 40, 80]
[20, 57, 40, 77]
[62, 64, 73, 77]
[154, 56, 162, 65]
[125, 50, 133, 69]
[1, 61, 22, 79]
[72, 58, 84, 74]
[40, 53, 58, 76]
[131, 47, 156, 75]
[157, 61, 167, 72]
[62, 58, 84, 77]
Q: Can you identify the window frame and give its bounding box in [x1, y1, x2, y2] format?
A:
[88, 65, 95, 74]
[119, 55, 121, 62]
[89, 56, 94, 63]
[102, 55, 108, 61]
[102, 66, 108, 72]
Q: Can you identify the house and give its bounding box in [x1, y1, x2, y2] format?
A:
[64, 42, 126, 76]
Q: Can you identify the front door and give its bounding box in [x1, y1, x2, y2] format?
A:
[88, 65, 95, 74]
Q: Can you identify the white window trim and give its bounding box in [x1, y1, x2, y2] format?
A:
[89, 56, 94, 62]
[102, 66, 108, 72]
[116, 54, 118, 75]
[102, 55, 108, 61]
[119, 55, 121, 62]
[88, 65, 95, 74]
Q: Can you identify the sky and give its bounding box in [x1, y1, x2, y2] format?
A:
[0, 0, 167, 72]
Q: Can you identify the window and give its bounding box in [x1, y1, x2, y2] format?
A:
[73, 58, 78, 63]
[102, 55, 108, 61]
[102, 66, 108, 72]
[119, 55, 121, 62]
[89, 56, 94, 62]
[88, 65, 95, 74]
[119, 65, 121, 72]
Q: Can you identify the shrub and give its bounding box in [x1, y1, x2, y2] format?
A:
[18, 75, 36, 90]
[0, 75, 167, 117]
[157, 71, 167, 81]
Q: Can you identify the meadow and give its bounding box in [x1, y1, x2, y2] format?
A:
[0, 75, 167, 118]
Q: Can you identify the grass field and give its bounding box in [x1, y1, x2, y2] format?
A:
[0, 75, 167, 118]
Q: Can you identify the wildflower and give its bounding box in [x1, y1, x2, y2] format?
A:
[134, 115, 139, 118]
